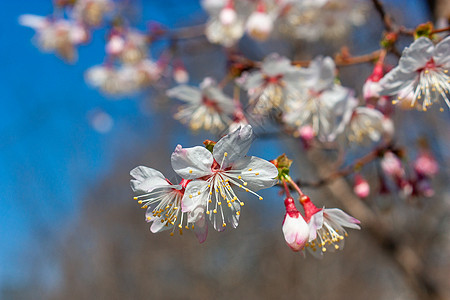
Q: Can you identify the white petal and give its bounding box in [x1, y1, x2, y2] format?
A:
[166, 85, 202, 103]
[208, 200, 240, 232]
[130, 166, 170, 193]
[213, 125, 254, 168]
[379, 67, 417, 95]
[19, 14, 47, 30]
[193, 211, 208, 243]
[433, 36, 450, 67]
[324, 208, 361, 229]
[261, 53, 294, 77]
[182, 180, 210, 212]
[150, 217, 170, 233]
[398, 37, 434, 72]
[226, 156, 278, 191]
[308, 210, 324, 241]
[171, 145, 213, 179]
[239, 72, 264, 91]
[282, 214, 309, 251]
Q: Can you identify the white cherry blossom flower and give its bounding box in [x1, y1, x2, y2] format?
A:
[283, 56, 358, 142]
[167, 78, 235, 132]
[205, 1, 245, 47]
[239, 53, 305, 114]
[86, 60, 161, 96]
[19, 15, 88, 62]
[130, 166, 208, 243]
[379, 36, 450, 111]
[279, 0, 367, 42]
[72, 0, 113, 27]
[339, 107, 386, 145]
[306, 207, 360, 257]
[245, 2, 274, 41]
[171, 125, 278, 231]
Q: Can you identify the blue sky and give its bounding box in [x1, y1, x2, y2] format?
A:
[0, 0, 205, 289]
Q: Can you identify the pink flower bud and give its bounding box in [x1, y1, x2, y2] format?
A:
[414, 152, 438, 177]
[381, 152, 404, 177]
[173, 65, 189, 84]
[106, 35, 125, 56]
[246, 3, 273, 41]
[282, 197, 309, 252]
[219, 5, 237, 25]
[353, 174, 370, 198]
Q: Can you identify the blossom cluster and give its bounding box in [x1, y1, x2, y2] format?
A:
[168, 53, 393, 149]
[130, 125, 278, 242]
[21, 0, 449, 259]
[282, 195, 360, 257]
[202, 0, 368, 47]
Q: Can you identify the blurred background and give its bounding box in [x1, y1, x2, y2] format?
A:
[1, 0, 449, 299]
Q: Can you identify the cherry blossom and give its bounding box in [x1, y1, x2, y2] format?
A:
[171, 125, 278, 231]
[167, 78, 234, 132]
[300, 195, 360, 257]
[239, 53, 304, 114]
[130, 166, 208, 243]
[379, 36, 450, 111]
[282, 197, 310, 252]
[19, 14, 88, 62]
[283, 56, 358, 142]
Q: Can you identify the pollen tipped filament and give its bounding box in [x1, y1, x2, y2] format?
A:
[134, 189, 193, 236]
[306, 222, 345, 253]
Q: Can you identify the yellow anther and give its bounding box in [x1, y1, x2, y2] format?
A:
[213, 209, 217, 214]
[133, 197, 138, 200]
[228, 203, 232, 207]
[146, 216, 151, 221]
[142, 205, 148, 209]
[239, 184, 243, 188]
[206, 211, 210, 215]
[440, 108, 444, 112]
[224, 152, 228, 157]
[179, 229, 183, 235]
[238, 175, 242, 179]
[208, 199, 212, 203]
[322, 247, 327, 252]
[174, 207, 178, 210]
[170, 232, 174, 236]
[209, 191, 213, 195]
[192, 225, 195, 229]
[334, 245, 340, 250]
[236, 211, 240, 215]
[178, 224, 182, 229]
[255, 172, 259, 175]
[189, 170, 193, 174]
[243, 182, 248, 186]
[259, 197, 263, 200]
[245, 188, 249, 192]
[240, 202, 244, 206]
[218, 202, 222, 205]
[189, 195, 193, 198]
[227, 200, 230, 203]
[138, 200, 143, 204]
[208, 184, 211, 187]
[197, 191, 201, 195]
[185, 225, 189, 229]
[222, 223, 226, 227]
[248, 168, 252, 171]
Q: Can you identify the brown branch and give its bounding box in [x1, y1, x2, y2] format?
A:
[294, 143, 392, 188]
[371, 0, 395, 32]
[303, 146, 444, 300]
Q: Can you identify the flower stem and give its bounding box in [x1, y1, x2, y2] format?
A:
[287, 176, 304, 197]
